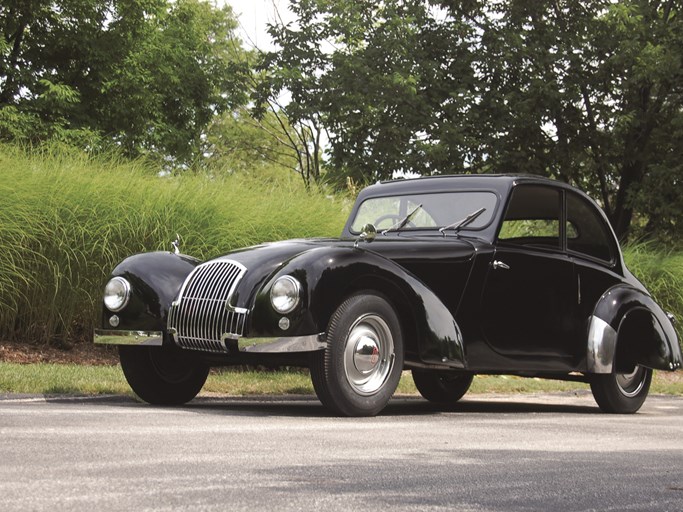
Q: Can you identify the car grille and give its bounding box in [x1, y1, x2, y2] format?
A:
[167, 259, 247, 353]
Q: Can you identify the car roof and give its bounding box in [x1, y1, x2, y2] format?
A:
[356, 174, 565, 200]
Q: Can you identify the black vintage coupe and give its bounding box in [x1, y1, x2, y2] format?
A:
[95, 175, 681, 416]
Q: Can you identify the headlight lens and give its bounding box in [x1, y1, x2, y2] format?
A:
[104, 277, 131, 312]
[270, 276, 301, 314]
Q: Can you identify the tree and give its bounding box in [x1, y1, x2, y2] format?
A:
[0, 0, 250, 164]
[256, 0, 478, 186]
[203, 106, 301, 173]
[260, 0, 683, 240]
[463, 0, 683, 240]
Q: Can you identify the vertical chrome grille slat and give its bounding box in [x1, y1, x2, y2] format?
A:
[196, 264, 220, 342]
[193, 265, 215, 342]
[207, 264, 234, 340]
[167, 259, 247, 353]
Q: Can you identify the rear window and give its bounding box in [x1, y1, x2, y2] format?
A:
[567, 192, 615, 263]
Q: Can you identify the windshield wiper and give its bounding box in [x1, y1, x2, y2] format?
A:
[381, 204, 423, 235]
[438, 207, 487, 236]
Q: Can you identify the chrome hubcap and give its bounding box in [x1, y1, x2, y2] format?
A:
[353, 335, 381, 374]
[616, 366, 646, 398]
[343, 314, 395, 396]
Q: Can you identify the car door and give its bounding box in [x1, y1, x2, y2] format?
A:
[480, 185, 580, 363]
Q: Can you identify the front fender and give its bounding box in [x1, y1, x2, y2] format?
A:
[100, 252, 200, 332]
[587, 285, 682, 373]
[249, 246, 466, 369]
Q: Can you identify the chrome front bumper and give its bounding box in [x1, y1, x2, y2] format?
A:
[94, 329, 326, 354]
[237, 334, 326, 353]
[94, 330, 163, 346]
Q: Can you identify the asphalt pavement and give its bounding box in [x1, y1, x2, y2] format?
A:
[1, 392, 682, 511]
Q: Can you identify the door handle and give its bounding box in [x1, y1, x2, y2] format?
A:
[492, 260, 510, 270]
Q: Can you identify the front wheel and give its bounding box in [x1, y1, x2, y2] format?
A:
[310, 293, 404, 417]
[412, 370, 473, 406]
[119, 345, 209, 405]
[590, 366, 652, 414]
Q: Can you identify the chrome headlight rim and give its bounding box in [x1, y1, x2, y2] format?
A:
[270, 275, 301, 314]
[104, 276, 131, 313]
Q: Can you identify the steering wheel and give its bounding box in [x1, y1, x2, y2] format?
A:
[374, 214, 416, 230]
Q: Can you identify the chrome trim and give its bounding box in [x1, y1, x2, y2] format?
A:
[354, 223, 377, 248]
[492, 260, 510, 270]
[168, 258, 248, 353]
[587, 316, 617, 373]
[238, 334, 326, 353]
[94, 329, 163, 346]
[666, 311, 676, 325]
[577, 273, 582, 305]
[171, 234, 181, 255]
[616, 366, 647, 397]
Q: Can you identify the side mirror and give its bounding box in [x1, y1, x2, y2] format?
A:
[354, 223, 377, 248]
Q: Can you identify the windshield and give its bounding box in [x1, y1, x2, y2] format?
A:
[350, 191, 498, 234]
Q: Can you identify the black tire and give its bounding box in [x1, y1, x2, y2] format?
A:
[590, 366, 652, 414]
[119, 345, 209, 405]
[310, 293, 404, 417]
[412, 370, 473, 406]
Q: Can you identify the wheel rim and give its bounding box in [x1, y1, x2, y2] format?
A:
[616, 366, 647, 398]
[343, 314, 395, 396]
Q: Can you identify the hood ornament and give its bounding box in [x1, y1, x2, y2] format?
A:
[171, 234, 181, 255]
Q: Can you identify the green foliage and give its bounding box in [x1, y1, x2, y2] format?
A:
[0, 0, 250, 164]
[203, 107, 301, 174]
[257, 0, 478, 185]
[0, 144, 348, 344]
[623, 242, 683, 341]
[260, 0, 683, 240]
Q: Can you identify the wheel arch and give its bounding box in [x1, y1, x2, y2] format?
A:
[341, 274, 420, 364]
[587, 285, 682, 373]
[285, 247, 466, 369]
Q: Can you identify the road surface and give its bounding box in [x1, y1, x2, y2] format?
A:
[1, 392, 682, 511]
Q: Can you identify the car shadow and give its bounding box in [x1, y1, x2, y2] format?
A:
[42, 392, 601, 417]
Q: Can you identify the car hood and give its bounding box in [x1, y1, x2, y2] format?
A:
[212, 235, 477, 271]
[205, 236, 479, 309]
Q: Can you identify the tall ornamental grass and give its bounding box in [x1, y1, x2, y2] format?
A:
[2, 143, 682, 348]
[623, 242, 683, 341]
[0, 145, 348, 344]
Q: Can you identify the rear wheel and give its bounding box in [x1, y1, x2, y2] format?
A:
[590, 366, 652, 414]
[119, 345, 209, 405]
[310, 293, 403, 417]
[412, 370, 473, 406]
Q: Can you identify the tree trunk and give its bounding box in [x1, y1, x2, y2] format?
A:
[0, 16, 29, 104]
[610, 161, 642, 241]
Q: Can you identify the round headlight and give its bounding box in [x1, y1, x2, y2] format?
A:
[104, 277, 131, 312]
[270, 276, 301, 314]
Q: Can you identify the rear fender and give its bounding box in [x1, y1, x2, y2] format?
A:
[587, 285, 682, 373]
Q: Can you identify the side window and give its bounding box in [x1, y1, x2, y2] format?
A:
[567, 192, 614, 263]
[498, 186, 561, 250]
